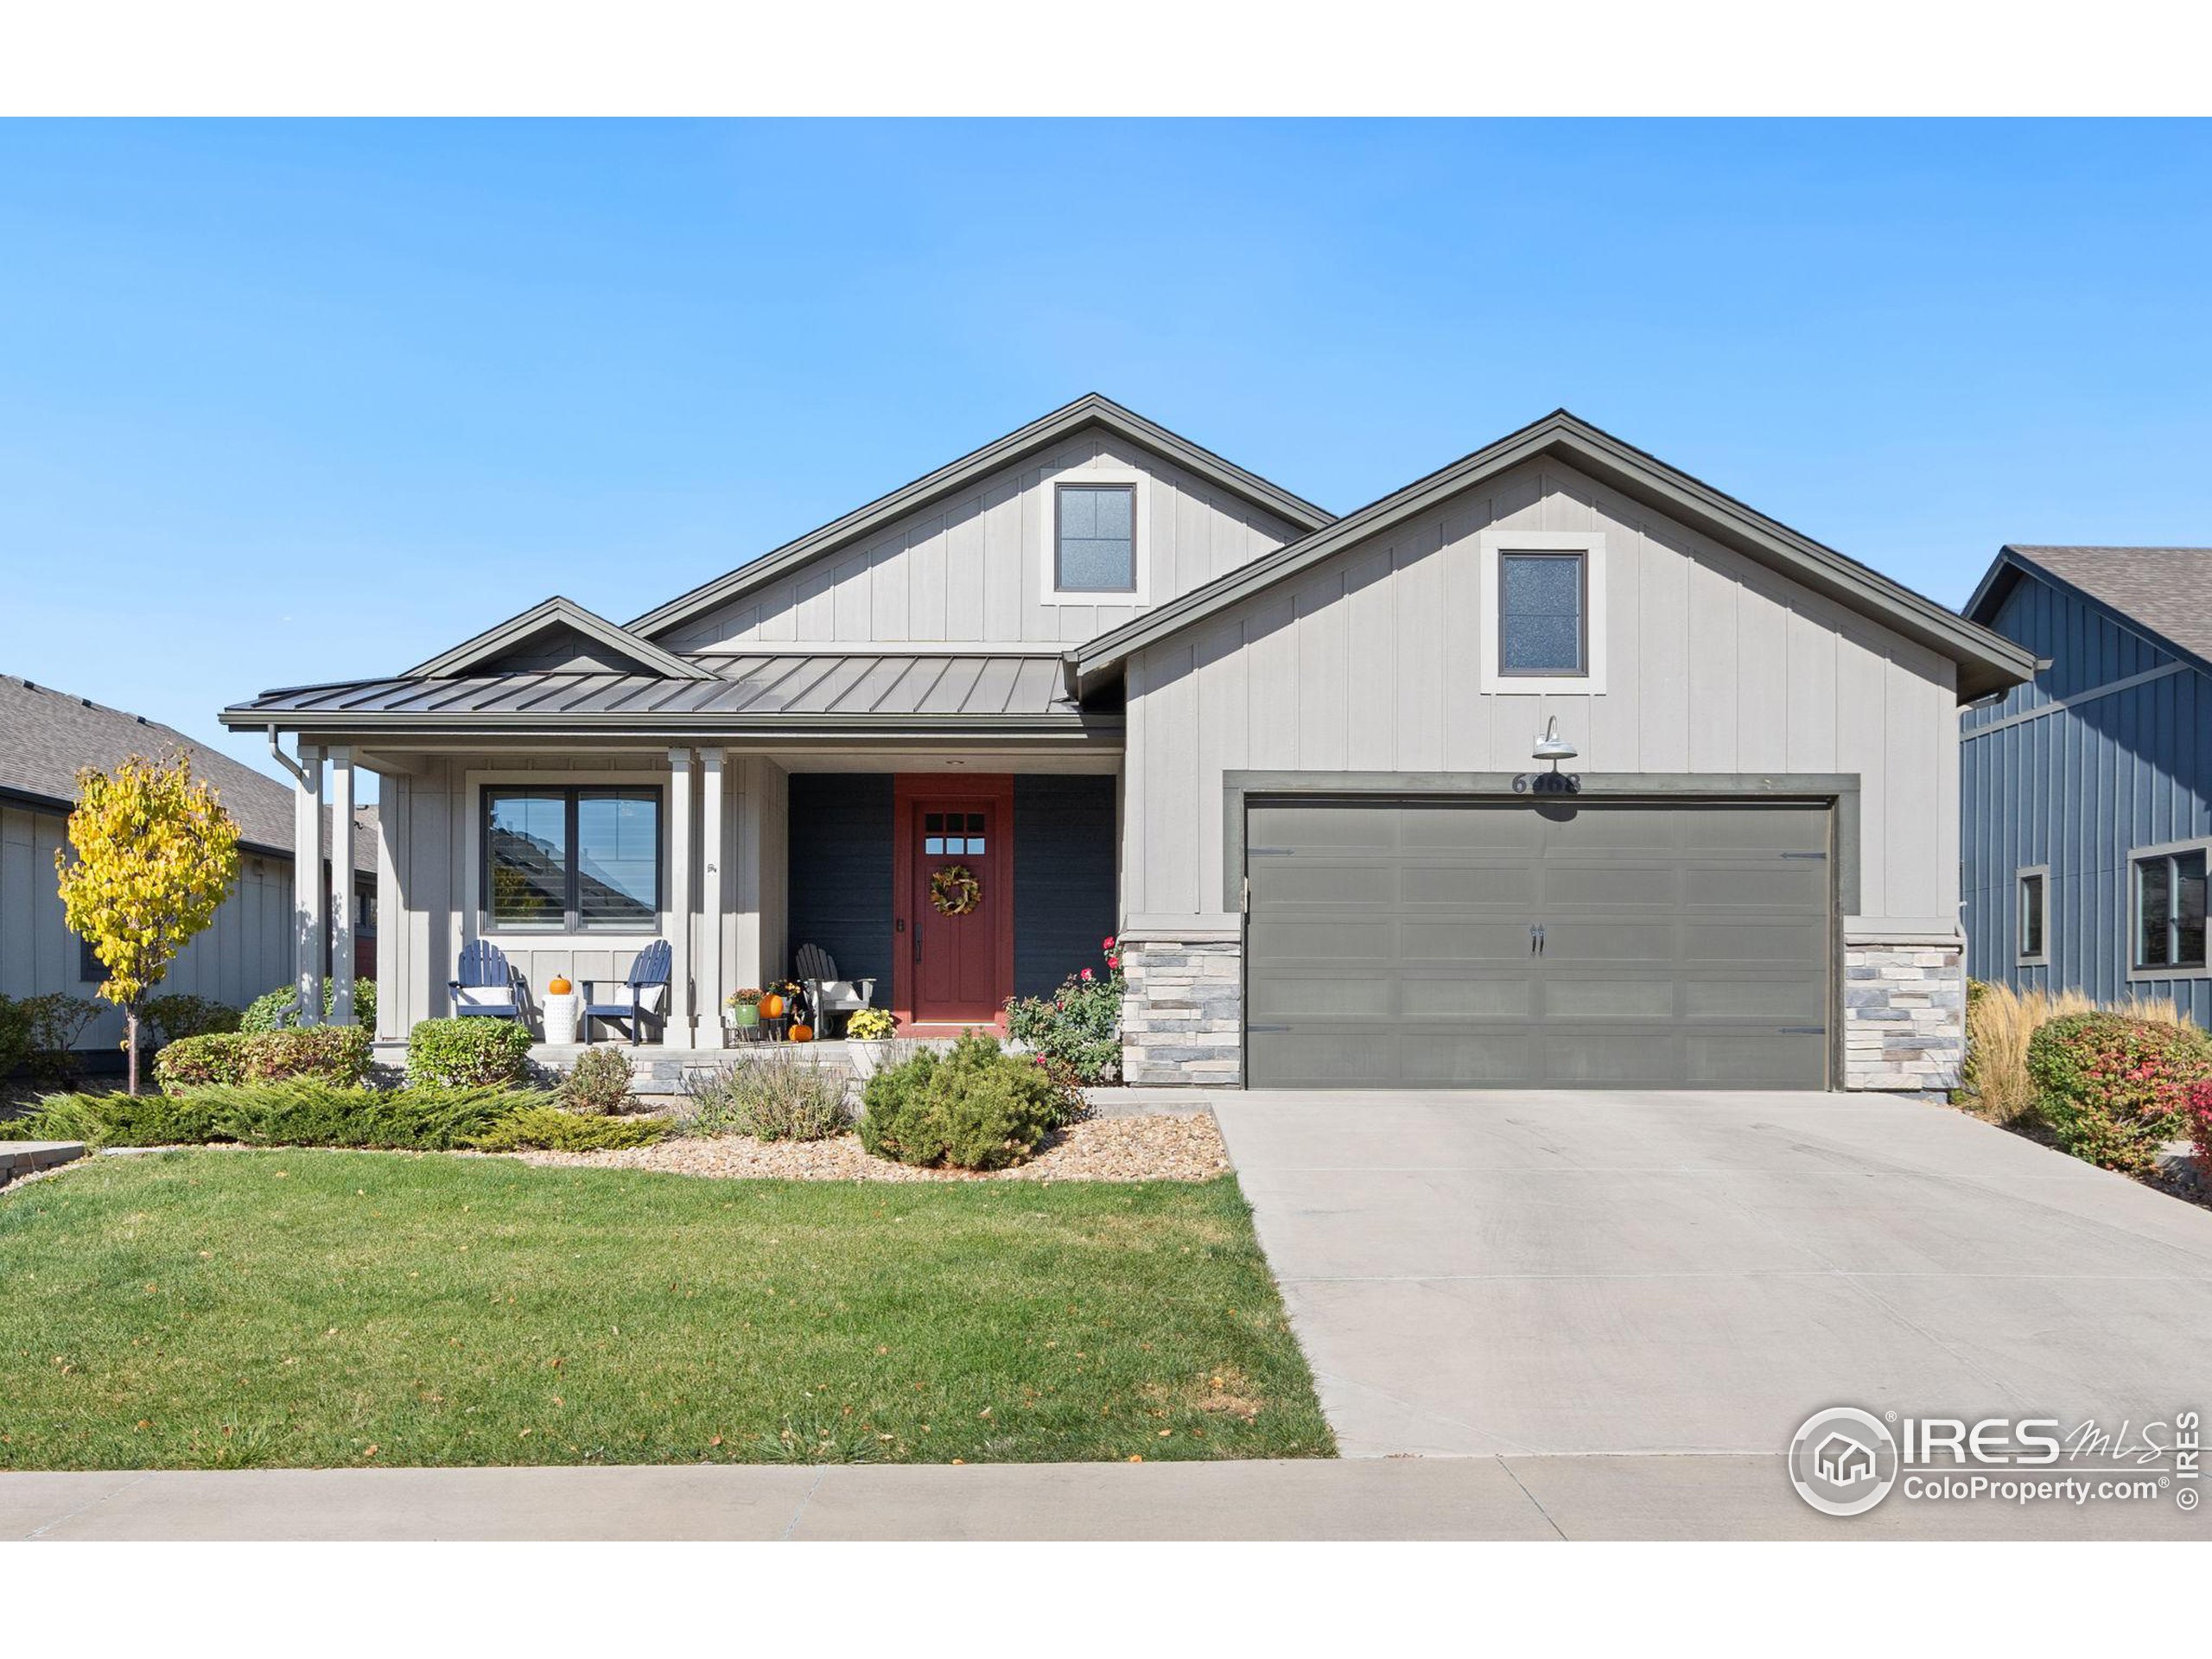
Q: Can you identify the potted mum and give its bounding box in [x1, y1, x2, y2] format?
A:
[726, 988, 763, 1040]
[844, 1007, 899, 1078]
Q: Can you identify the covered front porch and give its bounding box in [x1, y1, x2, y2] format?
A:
[286, 741, 1121, 1050]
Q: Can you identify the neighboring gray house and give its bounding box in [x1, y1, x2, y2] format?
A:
[221, 397, 2031, 1091]
[1961, 546, 2212, 1021]
[0, 674, 374, 1063]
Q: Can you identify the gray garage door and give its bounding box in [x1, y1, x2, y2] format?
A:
[1243, 798, 1833, 1089]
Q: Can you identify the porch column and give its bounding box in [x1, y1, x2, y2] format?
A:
[697, 747, 726, 1045]
[327, 746, 355, 1025]
[667, 747, 695, 1045]
[292, 744, 326, 1027]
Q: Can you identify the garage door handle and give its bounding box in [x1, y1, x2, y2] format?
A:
[1529, 923, 1547, 955]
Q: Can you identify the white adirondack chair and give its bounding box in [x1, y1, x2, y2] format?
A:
[794, 943, 874, 1036]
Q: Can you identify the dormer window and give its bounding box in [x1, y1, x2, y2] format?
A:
[1042, 467, 1149, 604]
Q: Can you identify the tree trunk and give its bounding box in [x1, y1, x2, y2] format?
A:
[126, 1007, 140, 1096]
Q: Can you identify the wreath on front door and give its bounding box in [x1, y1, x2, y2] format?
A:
[929, 862, 982, 916]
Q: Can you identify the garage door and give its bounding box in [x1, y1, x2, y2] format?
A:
[1243, 798, 1833, 1089]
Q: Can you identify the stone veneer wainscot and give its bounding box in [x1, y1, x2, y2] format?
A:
[1121, 938, 1242, 1086]
[1842, 939, 1967, 1095]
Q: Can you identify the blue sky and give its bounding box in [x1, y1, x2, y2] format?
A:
[3, 118, 2208, 787]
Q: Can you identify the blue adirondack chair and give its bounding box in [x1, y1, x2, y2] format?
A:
[583, 940, 672, 1046]
[448, 938, 525, 1020]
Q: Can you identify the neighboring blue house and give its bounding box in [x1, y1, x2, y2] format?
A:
[1961, 546, 2212, 1021]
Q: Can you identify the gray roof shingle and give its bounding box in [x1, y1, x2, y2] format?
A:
[1, 674, 373, 869]
[2005, 546, 2212, 664]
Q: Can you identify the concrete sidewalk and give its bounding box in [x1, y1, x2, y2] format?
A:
[8, 1457, 2206, 1541]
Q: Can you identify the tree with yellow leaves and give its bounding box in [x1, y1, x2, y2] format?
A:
[55, 753, 242, 1095]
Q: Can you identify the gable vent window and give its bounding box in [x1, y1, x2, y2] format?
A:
[1055, 483, 1137, 594]
[1499, 551, 1587, 676]
[1478, 531, 1608, 695]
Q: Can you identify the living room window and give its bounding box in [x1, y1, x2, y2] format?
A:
[483, 786, 661, 931]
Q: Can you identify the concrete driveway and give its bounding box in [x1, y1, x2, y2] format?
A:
[1215, 1090, 2212, 1460]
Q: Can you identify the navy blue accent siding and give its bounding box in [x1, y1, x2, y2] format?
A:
[1014, 774, 1117, 999]
[1961, 572, 2212, 1022]
[786, 773, 894, 993]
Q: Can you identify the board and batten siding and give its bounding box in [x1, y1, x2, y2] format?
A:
[655, 432, 1304, 652]
[2, 801, 296, 1052]
[373, 753, 791, 1040]
[1960, 569, 2212, 1023]
[1122, 455, 1961, 929]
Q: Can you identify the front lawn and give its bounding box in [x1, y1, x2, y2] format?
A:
[0, 1150, 1332, 1469]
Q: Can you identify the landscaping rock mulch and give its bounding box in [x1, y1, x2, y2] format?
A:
[502, 1111, 1231, 1183]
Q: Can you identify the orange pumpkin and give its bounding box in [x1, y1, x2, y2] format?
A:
[547, 976, 573, 996]
[788, 1023, 814, 1043]
[759, 993, 785, 1019]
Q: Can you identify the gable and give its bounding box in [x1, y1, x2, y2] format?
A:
[654, 425, 1311, 654]
[631, 395, 1332, 648]
[407, 596, 714, 681]
[1083, 410, 2033, 703]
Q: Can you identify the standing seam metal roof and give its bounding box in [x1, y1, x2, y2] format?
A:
[222, 653, 1084, 724]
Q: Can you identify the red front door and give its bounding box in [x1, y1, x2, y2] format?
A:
[893, 776, 1014, 1030]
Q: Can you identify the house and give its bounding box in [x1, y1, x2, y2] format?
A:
[1961, 546, 2212, 1021]
[1, 674, 376, 1065]
[219, 397, 2031, 1091]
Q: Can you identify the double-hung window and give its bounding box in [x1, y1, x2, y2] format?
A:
[484, 786, 661, 931]
[2133, 845, 2208, 972]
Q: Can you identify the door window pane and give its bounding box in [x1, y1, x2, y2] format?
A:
[486, 791, 568, 927]
[1056, 484, 1137, 592]
[575, 791, 659, 926]
[1499, 551, 1586, 675]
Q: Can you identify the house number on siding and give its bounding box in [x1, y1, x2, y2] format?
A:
[1513, 772, 1581, 795]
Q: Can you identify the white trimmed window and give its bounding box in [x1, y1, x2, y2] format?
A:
[1042, 467, 1148, 604]
[1478, 531, 1607, 694]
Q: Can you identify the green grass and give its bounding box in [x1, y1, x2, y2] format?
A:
[0, 1149, 1333, 1469]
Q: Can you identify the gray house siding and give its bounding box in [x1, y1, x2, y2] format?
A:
[1013, 774, 1117, 998]
[1961, 571, 2212, 1021]
[2, 799, 299, 1055]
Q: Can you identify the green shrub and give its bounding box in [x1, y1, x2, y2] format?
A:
[0, 995, 31, 1081]
[1004, 940, 1123, 1085]
[857, 1033, 1065, 1170]
[203, 1081, 533, 1149]
[2, 1083, 549, 1151]
[153, 1027, 371, 1092]
[469, 1106, 669, 1154]
[680, 1050, 849, 1141]
[241, 979, 378, 1034]
[0, 1090, 225, 1148]
[408, 1018, 534, 1088]
[557, 1046, 636, 1116]
[2025, 1011, 2212, 1175]
[11, 992, 101, 1086]
[141, 995, 242, 1046]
